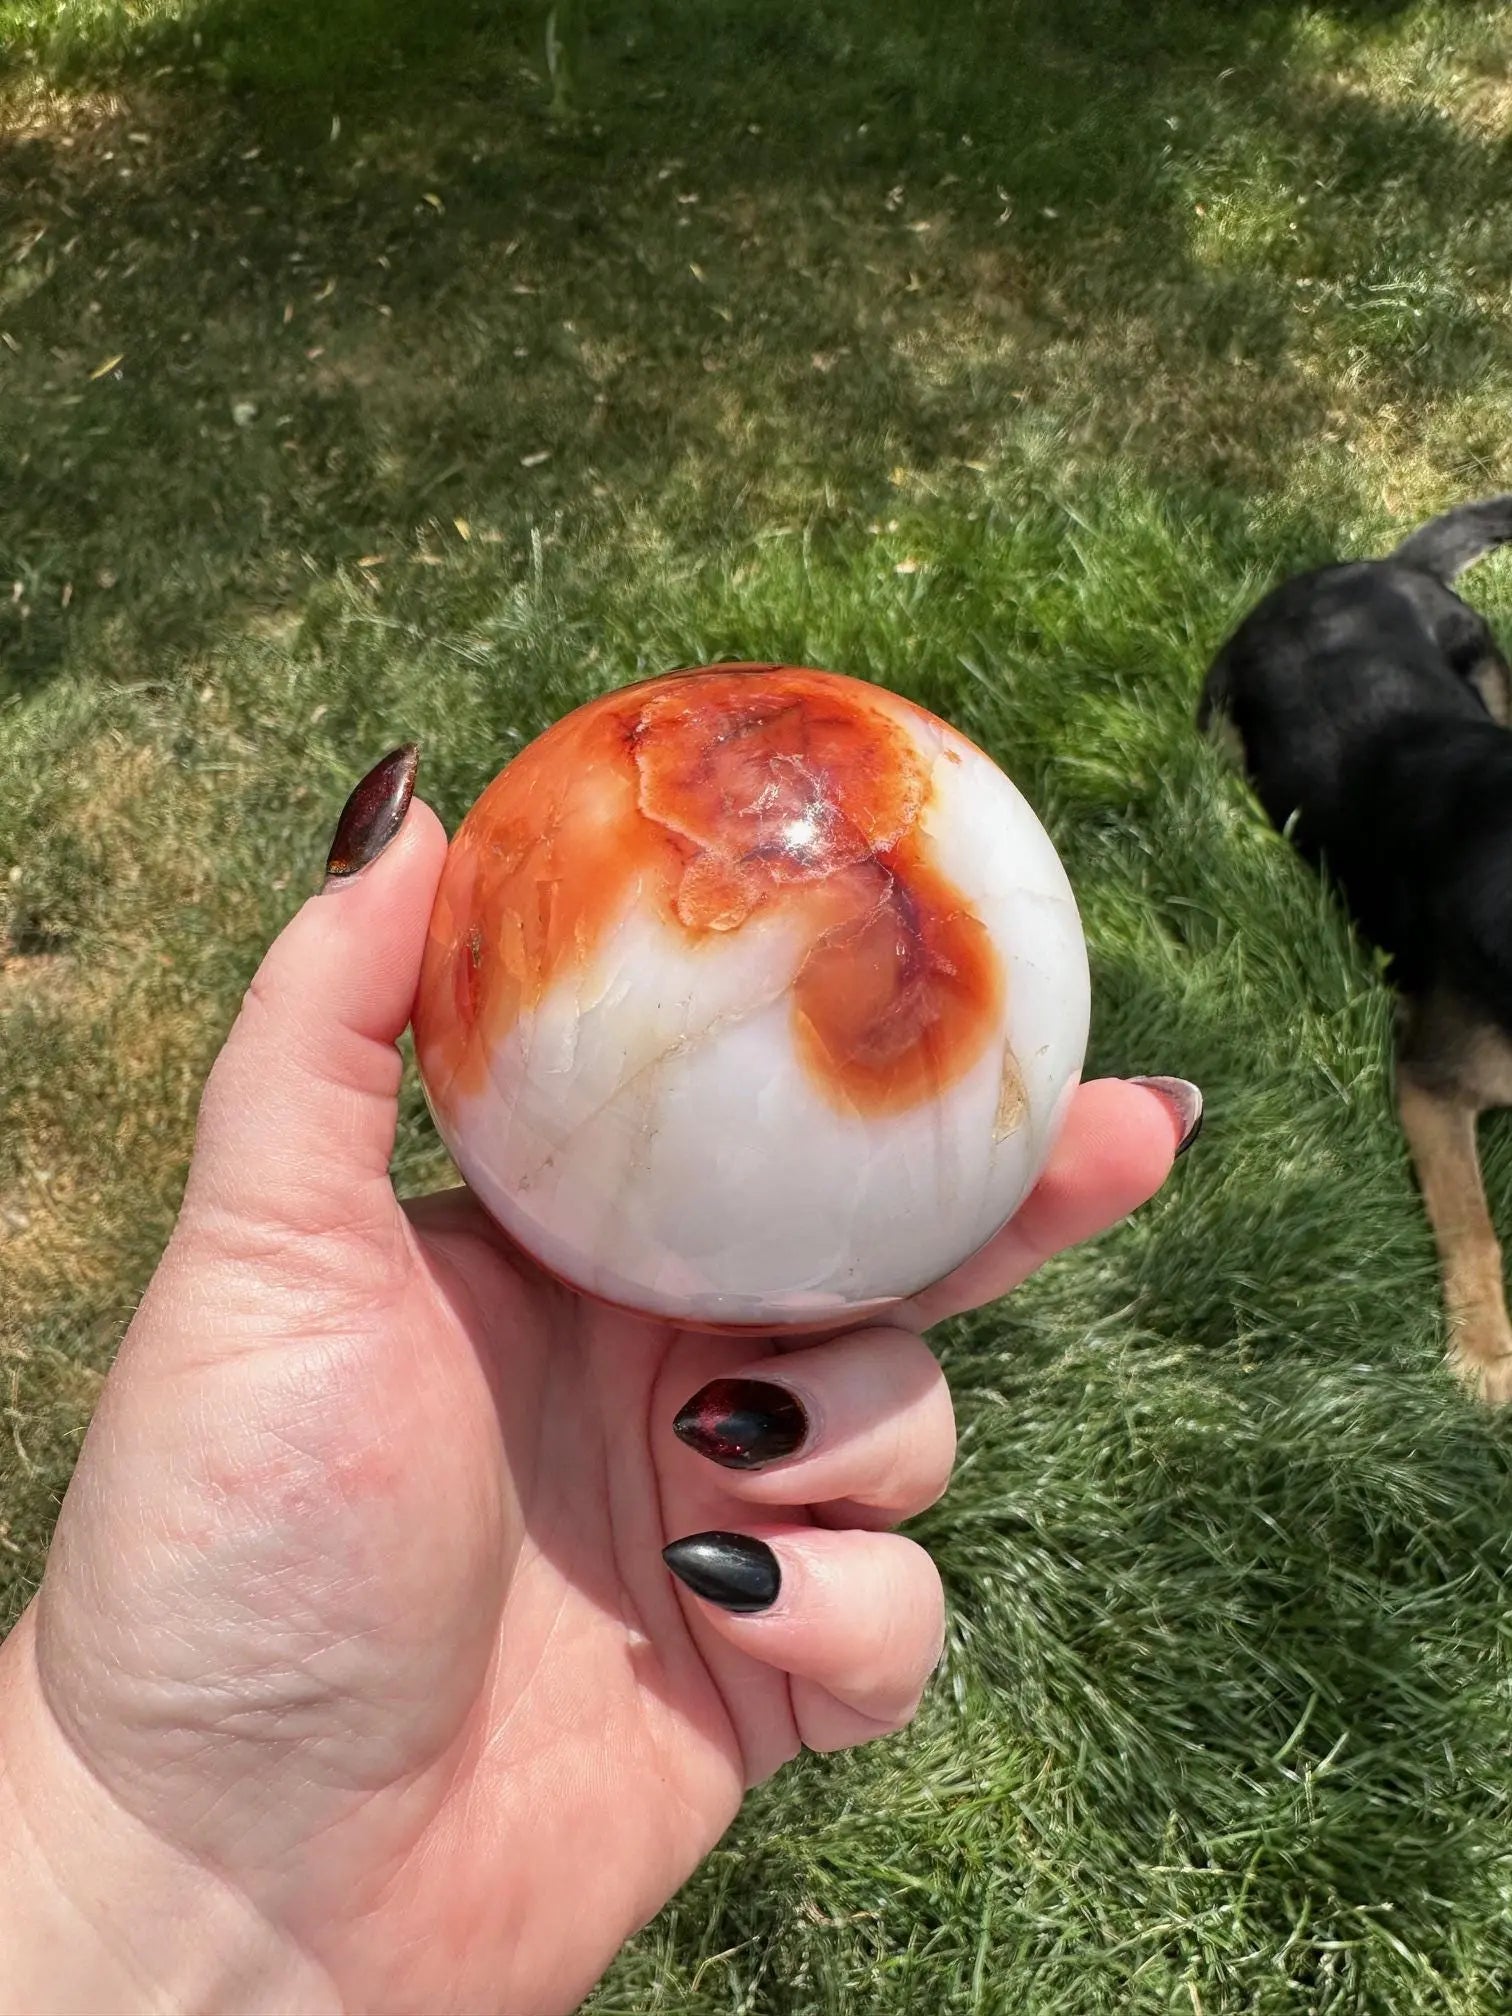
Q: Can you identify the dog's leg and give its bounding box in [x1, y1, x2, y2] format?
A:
[1465, 651, 1512, 727]
[1396, 1071, 1512, 1403]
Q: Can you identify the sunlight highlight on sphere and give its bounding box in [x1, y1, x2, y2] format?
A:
[413, 665, 1089, 1328]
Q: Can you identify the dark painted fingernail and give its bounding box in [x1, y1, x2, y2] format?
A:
[323, 744, 419, 886]
[663, 1532, 781, 1613]
[1130, 1076, 1204, 1156]
[673, 1378, 809, 1470]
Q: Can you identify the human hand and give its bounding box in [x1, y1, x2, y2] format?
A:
[0, 748, 1196, 2016]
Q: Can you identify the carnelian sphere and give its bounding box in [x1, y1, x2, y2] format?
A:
[412, 665, 1089, 1328]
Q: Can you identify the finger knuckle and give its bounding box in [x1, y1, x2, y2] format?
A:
[869, 1382, 955, 1512]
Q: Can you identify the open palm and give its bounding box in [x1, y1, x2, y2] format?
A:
[0, 788, 1181, 2016]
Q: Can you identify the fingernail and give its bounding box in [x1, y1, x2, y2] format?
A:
[323, 744, 419, 886]
[673, 1378, 809, 1470]
[663, 1532, 781, 1613]
[1130, 1076, 1204, 1156]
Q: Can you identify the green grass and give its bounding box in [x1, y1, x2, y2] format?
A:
[6, 0, 1512, 2007]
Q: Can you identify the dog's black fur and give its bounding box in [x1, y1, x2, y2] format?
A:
[1200, 497, 1512, 1009]
[1199, 495, 1512, 1398]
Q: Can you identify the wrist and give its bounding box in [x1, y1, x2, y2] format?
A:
[0, 1608, 342, 2016]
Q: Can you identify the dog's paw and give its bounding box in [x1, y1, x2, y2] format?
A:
[1472, 1356, 1512, 1408]
[1449, 1329, 1512, 1407]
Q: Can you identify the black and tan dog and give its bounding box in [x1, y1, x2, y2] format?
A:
[1199, 495, 1512, 1402]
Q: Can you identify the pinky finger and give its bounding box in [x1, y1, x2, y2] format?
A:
[663, 1525, 945, 1749]
[904, 1076, 1194, 1327]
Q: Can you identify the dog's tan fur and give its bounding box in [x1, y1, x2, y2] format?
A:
[1397, 1005, 1512, 1403]
[1392, 648, 1512, 1400]
[1212, 708, 1512, 1405]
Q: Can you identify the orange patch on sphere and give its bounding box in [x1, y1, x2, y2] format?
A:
[414, 666, 1004, 1120]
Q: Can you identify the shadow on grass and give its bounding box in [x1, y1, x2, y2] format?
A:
[5, 0, 1512, 692]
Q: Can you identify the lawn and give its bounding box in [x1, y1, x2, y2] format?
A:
[5, 0, 1512, 2007]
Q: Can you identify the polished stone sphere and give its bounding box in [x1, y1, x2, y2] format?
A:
[414, 665, 1089, 1328]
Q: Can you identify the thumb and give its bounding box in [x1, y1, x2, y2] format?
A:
[182, 746, 449, 1243]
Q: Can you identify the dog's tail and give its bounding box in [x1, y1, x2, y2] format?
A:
[1390, 494, 1512, 584]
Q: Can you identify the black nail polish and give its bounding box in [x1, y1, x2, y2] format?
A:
[663, 1532, 781, 1613]
[324, 744, 419, 885]
[1130, 1076, 1204, 1156]
[674, 1378, 809, 1470]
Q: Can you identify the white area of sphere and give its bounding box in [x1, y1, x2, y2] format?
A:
[436, 703, 1090, 1325]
